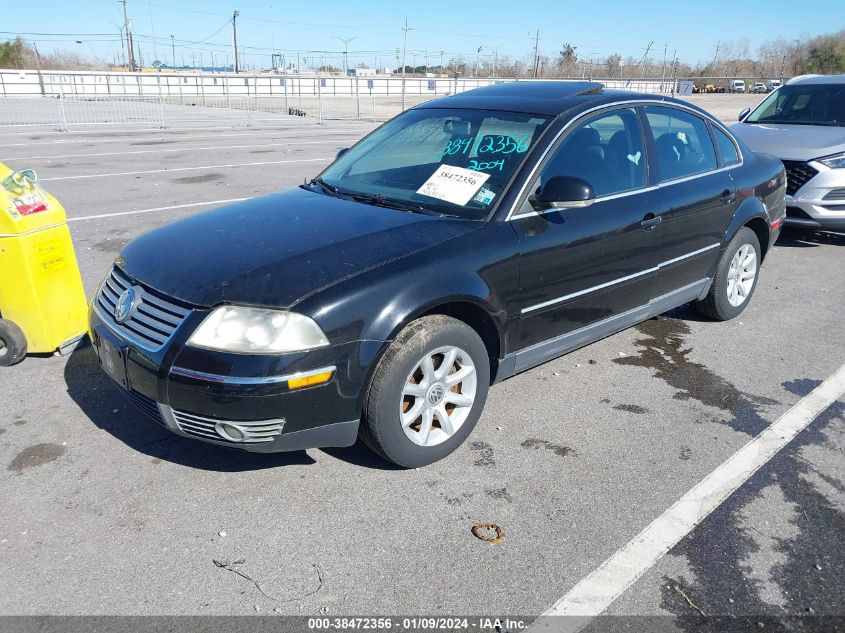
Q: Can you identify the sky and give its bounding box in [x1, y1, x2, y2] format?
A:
[1, 0, 842, 70]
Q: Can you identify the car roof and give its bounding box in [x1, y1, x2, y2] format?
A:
[413, 81, 618, 116]
[787, 74, 845, 85]
[413, 81, 712, 118]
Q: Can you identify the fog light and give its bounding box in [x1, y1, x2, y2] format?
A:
[215, 422, 246, 442]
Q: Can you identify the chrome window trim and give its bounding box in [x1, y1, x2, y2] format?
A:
[168, 364, 337, 385]
[506, 98, 744, 221]
[520, 242, 720, 314]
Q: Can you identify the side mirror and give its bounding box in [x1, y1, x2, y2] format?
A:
[335, 147, 350, 160]
[530, 176, 595, 211]
[738, 108, 751, 122]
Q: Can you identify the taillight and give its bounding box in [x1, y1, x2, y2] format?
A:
[771, 216, 784, 230]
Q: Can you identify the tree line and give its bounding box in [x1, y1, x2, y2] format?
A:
[2, 29, 844, 77]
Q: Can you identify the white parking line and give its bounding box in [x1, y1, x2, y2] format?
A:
[532, 362, 845, 632]
[42, 157, 330, 181]
[67, 197, 253, 222]
[2, 138, 357, 161]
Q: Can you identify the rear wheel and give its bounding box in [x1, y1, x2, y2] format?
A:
[361, 315, 490, 468]
[695, 227, 761, 321]
[0, 319, 27, 367]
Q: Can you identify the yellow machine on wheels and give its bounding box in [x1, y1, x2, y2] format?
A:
[0, 164, 88, 366]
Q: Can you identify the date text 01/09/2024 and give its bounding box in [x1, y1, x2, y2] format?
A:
[306, 616, 528, 630]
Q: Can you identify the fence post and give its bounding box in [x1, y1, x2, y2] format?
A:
[371, 96, 376, 123]
[317, 74, 324, 125]
[283, 76, 288, 116]
[159, 96, 167, 128]
[355, 77, 360, 121]
[225, 75, 230, 109]
[56, 94, 68, 132]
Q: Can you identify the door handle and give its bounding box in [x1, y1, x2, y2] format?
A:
[720, 189, 736, 204]
[640, 213, 662, 230]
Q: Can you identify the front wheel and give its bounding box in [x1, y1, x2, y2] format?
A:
[361, 315, 490, 468]
[0, 318, 28, 367]
[695, 227, 761, 321]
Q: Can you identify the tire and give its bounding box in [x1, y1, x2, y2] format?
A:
[695, 227, 761, 321]
[361, 315, 491, 468]
[0, 318, 27, 367]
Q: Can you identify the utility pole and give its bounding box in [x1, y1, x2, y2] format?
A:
[532, 30, 540, 78]
[232, 10, 240, 73]
[401, 18, 411, 111]
[170, 35, 175, 68]
[712, 41, 721, 74]
[439, 50, 444, 75]
[120, 0, 136, 71]
[660, 43, 668, 90]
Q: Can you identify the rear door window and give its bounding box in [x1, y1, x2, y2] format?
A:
[643, 106, 718, 182]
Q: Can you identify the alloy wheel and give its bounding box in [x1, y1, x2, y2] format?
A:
[726, 244, 757, 307]
[399, 345, 477, 447]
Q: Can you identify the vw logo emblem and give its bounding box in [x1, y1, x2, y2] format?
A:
[114, 288, 136, 323]
[427, 383, 445, 406]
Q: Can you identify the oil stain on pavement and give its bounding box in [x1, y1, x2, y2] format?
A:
[521, 438, 575, 458]
[8, 443, 66, 472]
[469, 441, 495, 467]
[614, 315, 779, 435]
[171, 172, 225, 184]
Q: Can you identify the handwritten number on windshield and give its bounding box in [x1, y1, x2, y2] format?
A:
[441, 134, 530, 157]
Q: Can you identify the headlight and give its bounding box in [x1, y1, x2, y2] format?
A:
[187, 306, 329, 354]
[818, 152, 845, 169]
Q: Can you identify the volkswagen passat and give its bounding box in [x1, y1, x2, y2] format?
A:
[90, 82, 785, 467]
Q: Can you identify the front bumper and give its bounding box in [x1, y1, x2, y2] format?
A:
[89, 296, 369, 453]
[785, 163, 845, 231]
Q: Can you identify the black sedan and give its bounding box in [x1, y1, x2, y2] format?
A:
[90, 81, 786, 467]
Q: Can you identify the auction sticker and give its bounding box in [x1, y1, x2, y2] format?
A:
[416, 165, 490, 206]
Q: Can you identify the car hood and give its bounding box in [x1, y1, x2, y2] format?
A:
[118, 187, 477, 309]
[730, 122, 845, 162]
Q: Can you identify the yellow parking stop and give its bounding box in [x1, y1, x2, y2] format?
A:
[0, 163, 87, 366]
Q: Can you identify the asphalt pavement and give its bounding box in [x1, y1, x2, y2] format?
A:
[0, 118, 843, 628]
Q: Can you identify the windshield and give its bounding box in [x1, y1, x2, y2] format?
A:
[313, 108, 551, 219]
[746, 84, 845, 126]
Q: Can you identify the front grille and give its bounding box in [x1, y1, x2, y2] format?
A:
[782, 160, 818, 196]
[823, 188, 845, 201]
[122, 389, 167, 427]
[96, 266, 191, 351]
[171, 409, 285, 444]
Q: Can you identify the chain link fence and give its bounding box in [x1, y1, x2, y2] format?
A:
[0, 70, 773, 130]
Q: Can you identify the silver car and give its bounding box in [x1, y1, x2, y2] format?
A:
[731, 74, 845, 231]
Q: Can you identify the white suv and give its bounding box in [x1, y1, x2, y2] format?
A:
[731, 74, 845, 231]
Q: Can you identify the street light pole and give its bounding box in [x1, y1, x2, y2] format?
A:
[232, 10, 240, 73]
[332, 36, 357, 75]
[171, 35, 176, 68]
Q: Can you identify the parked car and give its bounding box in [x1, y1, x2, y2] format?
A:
[751, 83, 768, 94]
[729, 80, 746, 93]
[732, 74, 845, 230]
[91, 82, 786, 467]
[766, 79, 783, 92]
